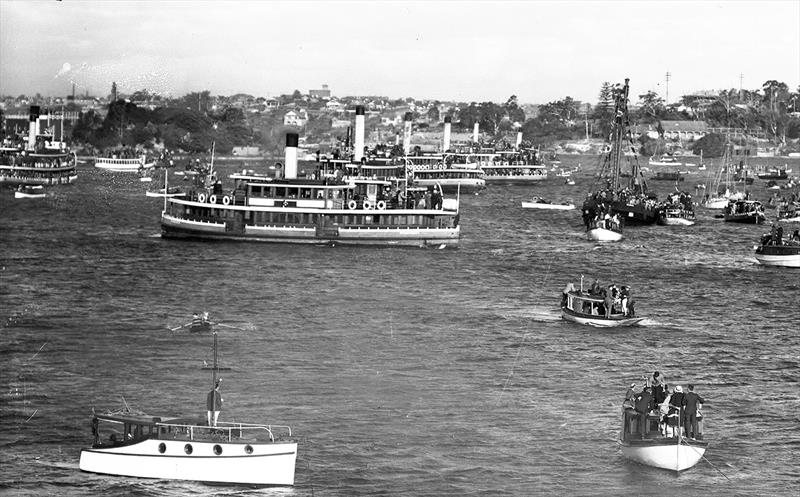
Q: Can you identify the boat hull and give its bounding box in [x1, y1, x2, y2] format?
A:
[561, 308, 643, 327]
[1, 173, 77, 186]
[587, 228, 623, 242]
[413, 178, 485, 193]
[79, 438, 297, 485]
[161, 213, 460, 247]
[619, 438, 706, 472]
[14, 191, 46, 199]
[521, 201, 575, 210]
[95, 160, 155, 172]
[754, 245, 800, 267]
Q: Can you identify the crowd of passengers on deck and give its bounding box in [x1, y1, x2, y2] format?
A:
[623, 371, 705, 439]
[761, 224, 800, 246]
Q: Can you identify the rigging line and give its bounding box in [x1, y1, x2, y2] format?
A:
[680, 436, 731, 481]
[29, 342, 48, 361]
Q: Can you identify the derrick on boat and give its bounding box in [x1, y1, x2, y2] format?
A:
[582, 79, 660, 227]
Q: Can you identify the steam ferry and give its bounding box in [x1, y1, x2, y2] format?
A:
[160, 133, 461, 247]
[0, 106, 77, 186]
[405, 154, 485, 193]
[478, 149, 547, 183]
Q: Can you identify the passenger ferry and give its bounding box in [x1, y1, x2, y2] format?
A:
[405, 155, 485, 194]
[160, 134, 461, 247]
[480, 150, 547, 183]
[0, 106, 77, 186]
[723, 199, 766, 224]
[94, 155, 155, 172]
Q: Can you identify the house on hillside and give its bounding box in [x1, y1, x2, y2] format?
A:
[310, 84, 331, 100]
[283, 109, 309, 127]
[659, 120, 708, 141]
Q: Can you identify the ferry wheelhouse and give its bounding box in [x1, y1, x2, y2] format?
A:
[479, 150, 547, 183]
[405, 155, 485, 193]
[161, 134, 461, 247]
[0, 106, 77, 186]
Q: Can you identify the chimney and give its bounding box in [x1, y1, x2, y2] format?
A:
[473, 122, 479, 143]
[354, 105, 365, 162]
[284, 133, 299, 179]
[28, 106, 40, 149]
[403, 112, 413, 155]
[443, 116, 452, 152]
[516, 131, 523, 149]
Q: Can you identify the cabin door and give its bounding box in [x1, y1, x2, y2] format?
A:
[225, 211, 245, 234]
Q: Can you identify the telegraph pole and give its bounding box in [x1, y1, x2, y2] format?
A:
[665, 71, 671, 105]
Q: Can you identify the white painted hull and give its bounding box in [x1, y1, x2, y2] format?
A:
[754, 253, 800, 267]
[620, 440, 705, 472]
[95, 161, 155, 172]
[79, 438, 297, 485]
[561, 309, 643, 327]
[703, 198, 729, 209]
[14, 191, 46, 199]
[587, 228, 623, 242]
[778, 215, 800, 223]
[521, 201, 575, 210]
[146, 191, 185, 198]
[659, 217, 695, 226]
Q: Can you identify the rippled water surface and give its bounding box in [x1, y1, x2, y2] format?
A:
[1, 156, 799, 496]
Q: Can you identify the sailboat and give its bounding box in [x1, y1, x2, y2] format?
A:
[702, 139, 745, 209]
[582, 78, 659, 227]
[79, 330, 298, 485]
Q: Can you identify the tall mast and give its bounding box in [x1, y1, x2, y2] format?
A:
[211, 330, 218, 388]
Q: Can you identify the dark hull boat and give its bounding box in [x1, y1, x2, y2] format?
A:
[724, 200, 766, 224]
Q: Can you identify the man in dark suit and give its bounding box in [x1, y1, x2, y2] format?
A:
[635, 387, 654, 438]
[684, 384, 705, 439]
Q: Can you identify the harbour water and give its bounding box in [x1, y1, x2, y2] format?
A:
[1, 155, 799, 496]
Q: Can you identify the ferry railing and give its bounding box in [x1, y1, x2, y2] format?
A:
[157, 421, 292, 443]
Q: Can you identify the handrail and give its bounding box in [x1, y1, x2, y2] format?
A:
[156, 421, 292, 442]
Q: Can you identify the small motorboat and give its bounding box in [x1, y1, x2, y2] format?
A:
[724, 199, 766, 224]
[657, 207, 696, 226]
[587, 227, 623, 242]
[648, 154, 683, 167]
[79, 331, 297, 485]
[560, 278, 642, 327]
[565, 178, 576, 185]
[145, 187, 185, 198]
[14, 185, 46, 199]
[754, 229, 800, 267]
[619, 406, 707, 471]
[521, 197, 575, 210]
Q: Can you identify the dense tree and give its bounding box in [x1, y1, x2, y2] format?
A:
[691, 132, 726, 158]
[636, 91, 665, 123]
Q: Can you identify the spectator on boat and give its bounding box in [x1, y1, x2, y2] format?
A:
[589, 279, 602, 296]
[669, 385, 687, 435]
[603, 290, 614, 318]
[561, 282, 576, 307]
[206, 380, 223, 427]
[652, 371, 666, 405]
[684, 385, 705, 439]
[792, 229, 800, 242]
[623, 382, 637, 410]
[634, 387, 654, 438]
[619, 286, 630, 316]
[660, 385, 677, 437]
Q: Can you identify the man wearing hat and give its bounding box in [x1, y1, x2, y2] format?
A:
[206, 379, 224, 427]
[670, 385, 687, 436]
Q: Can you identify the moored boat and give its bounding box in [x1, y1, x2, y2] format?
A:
[560, 279, 642, 327]
[94, 155, 155, 172]
[657, 191, 696, 226]
[648, 154, 684, 167]
[145, 187, 185, 198]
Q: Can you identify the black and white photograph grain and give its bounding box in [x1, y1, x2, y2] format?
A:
[1, 0, 799, 495]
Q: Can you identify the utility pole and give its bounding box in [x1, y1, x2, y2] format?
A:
[665, 71, 671, 105]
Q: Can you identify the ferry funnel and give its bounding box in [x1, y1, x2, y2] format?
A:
[28, 105, 40, 150]
[403, 112, 413, 155]
[443, 116, 451, 152]
[473, 122, 479, 143]
[284, 132, 299, 179]
[354, 105, 365, 162]
[516, 131, 523, 149]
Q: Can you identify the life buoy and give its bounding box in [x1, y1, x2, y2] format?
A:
[348, 200, 358, 210]
[436, 161, 444, 170]
[376, 200, 387, 210]
[209, 194, 217, 204]
[222, 195, 231, 205]
[197, 193, 207, 203]
[363, 200, 373, 210]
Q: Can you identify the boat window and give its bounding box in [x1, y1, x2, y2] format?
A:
[213, 444, 223, 455]
[275, 187, 286, 198]
[184, 444, 193, 455]
[244, 444, 253, 454]
[158, 443, 166, 454]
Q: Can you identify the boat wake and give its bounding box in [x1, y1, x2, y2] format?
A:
[523, 306, 562, 322]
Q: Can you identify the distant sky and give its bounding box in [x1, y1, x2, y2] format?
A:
[1, 0, 798, 105]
